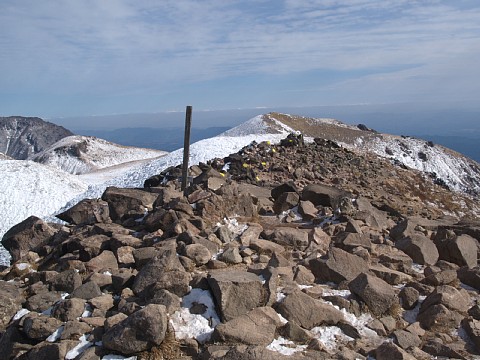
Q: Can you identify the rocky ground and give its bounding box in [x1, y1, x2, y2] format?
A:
[1, 135, 480, 359]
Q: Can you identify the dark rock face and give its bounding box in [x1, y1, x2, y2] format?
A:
[348, 273, 397, 316]
[0, 116, 73, 160]
[56, 199, 111, 225]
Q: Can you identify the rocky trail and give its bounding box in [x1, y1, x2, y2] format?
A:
[1, 134, 480, 359]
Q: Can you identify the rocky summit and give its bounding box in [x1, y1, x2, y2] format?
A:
[1, 133, 480, 360]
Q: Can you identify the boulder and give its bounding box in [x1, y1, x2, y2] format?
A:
[271, 182, 298, 201]
[184, 243, 212, 266]
[213, 307, 280, 345]
[70, 281, 102, 300]
[1, 216, 56, 263]
[56, 198, 110, 225]
[132, 248, 185, 298]
[435, 234, 477, 268]
[462, 318, 480, 352]
[49, 269, 82, 293]
[0, 281, 24, 332]
[25, 291, 62, 313]
[102, 304, 168, 355]
[276, 290, 344, 329]
[395, 234, 439, 265]
[458, 266, 480, 290]
[301, 183, 351, 210]
[26, 341, 76, 360]
[85, 250, 118, 273]
[51, 298, 86, 322]
[273, 192, 299, 214]
[348, 273, 397, 316]
[375, 342, 416, 360]
[389, 218, 418, 241]
[207, 271, 266, 322]
[399, 286, 419, 310]
[309, 247, 369, 283]
[271, 228, 309, 251]
[419, 285, 470, 314]
[393, 329, 422, 350]
[22, 313, 63, 341]
[101, 186, 158, 221]
[417, 303, 463, 331]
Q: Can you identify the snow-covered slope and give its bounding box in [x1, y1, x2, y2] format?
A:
[29, 135, 167, 174]
[0, 160, 89, 265]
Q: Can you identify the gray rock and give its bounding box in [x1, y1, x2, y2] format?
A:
[271, 228, 310, 251]
[393, 329, 422, 350]
[298, 200, 318, 221]
[51, 298, 86, 322]
[417, 303, 463, 330]
[420, 285, 470, 314]
[399, 286, 419, 310]
[102, 304, 168, 355]
[213, 307, 280, 345]
[0, 281, 24, 332]
[208, 271, 266, 322]
[276, 290, 344, 329]
[375, 342, 416, 360]
[26, 341, 75, 360]
[101, 186, 158, 221]
[148, 289, 181, 314]
[301, 183, 351, 210]
[71, 281, 102, 300]
[56, 198, 110, 225]
[85, 250, 118, 273]
[22, 313, 63, 341]
[273, 192, 299, 214]
[458, 266, 480, 290]
[185, 243, 211, 266]
[1, 216, 56, 263]
[220, 247, 243, 264]
[348, 273, 397, 316]
[50, 269, 82, 293]
[309, 247, 369, 283]
[435, 234, 478, 268]
[395, 234, 439, 265]
[25, 291, 62, 313]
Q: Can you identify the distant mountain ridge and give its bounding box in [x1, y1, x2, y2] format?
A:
[0, 116, 73, 159]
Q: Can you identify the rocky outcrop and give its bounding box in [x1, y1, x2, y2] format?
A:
[0, 116, 73, 159]
[1, 134, 480, 359]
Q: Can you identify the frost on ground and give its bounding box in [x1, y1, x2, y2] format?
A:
[170, 288, 221, 343]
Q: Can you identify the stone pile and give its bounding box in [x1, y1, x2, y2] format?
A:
[1, 135, 480, 359]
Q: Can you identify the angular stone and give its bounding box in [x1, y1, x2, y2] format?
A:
[185, 243, 211, 266]
[25, 291, 62, 313]
[213, 307, 280, 345]
[85, 250, 118, 273]
[370, 264, 412, 285]
[207, 271, 266, 322]
[395, 234, 439, 265]
[102, 304, 168, 355]
[399, 286, 419, 310]
[298, 200, 318, 221]
[301, 183, 351, 209]
[22, 313, 63, 341]
[219, 247, 243, 264]
[335, 232, 371, 250]
[273, 192, 299, 214]
[71, 281, 102, 300]
[436, 234, 478, 268]
[309, 247, 369, 283]
[56, 198, 110, 225]
[249, 238, 286, 255]
[0, 281, 24, 332]
[348, 273, 397, 316]
[420, 285, 470, 314]
[101, 186, 158, 221]
[51, 298, 86, 322]
[375, 342, 416, 360]
[1, 216, 56, 263]
[417, 304, 463, 330]
[271, 182, 298, 201]
[50, 269, 82, 293]
[393, 329, 421, 350]
[276, 290, 344, 329]
[271, 228, 309, 251]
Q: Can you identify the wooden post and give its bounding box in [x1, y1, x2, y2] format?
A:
[181, 105, 192, 192]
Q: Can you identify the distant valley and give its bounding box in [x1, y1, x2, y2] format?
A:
[79, 126, 229, 152]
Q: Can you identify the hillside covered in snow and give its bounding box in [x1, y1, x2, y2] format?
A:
[29, 135, 168, 175]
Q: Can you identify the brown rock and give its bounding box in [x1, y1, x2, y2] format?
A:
[348, 273, 397, 316]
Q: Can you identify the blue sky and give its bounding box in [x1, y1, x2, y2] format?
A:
[1, 0, 480, 117]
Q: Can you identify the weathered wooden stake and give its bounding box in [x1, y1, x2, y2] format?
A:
[181, 105, 192, 192]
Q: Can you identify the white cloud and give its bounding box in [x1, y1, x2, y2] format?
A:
[0, 0, 479, 112]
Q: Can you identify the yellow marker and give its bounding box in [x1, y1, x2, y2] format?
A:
[242, 163, 249, 168]
[256, 176, 260, 181]
[271, 148, 276, 153]
[266, 141, 271, 145]
[261, 162, 266, 166]
[220, 173, 225, 177]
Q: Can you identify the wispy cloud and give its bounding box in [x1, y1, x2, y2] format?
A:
[0, 0, 479, 115]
